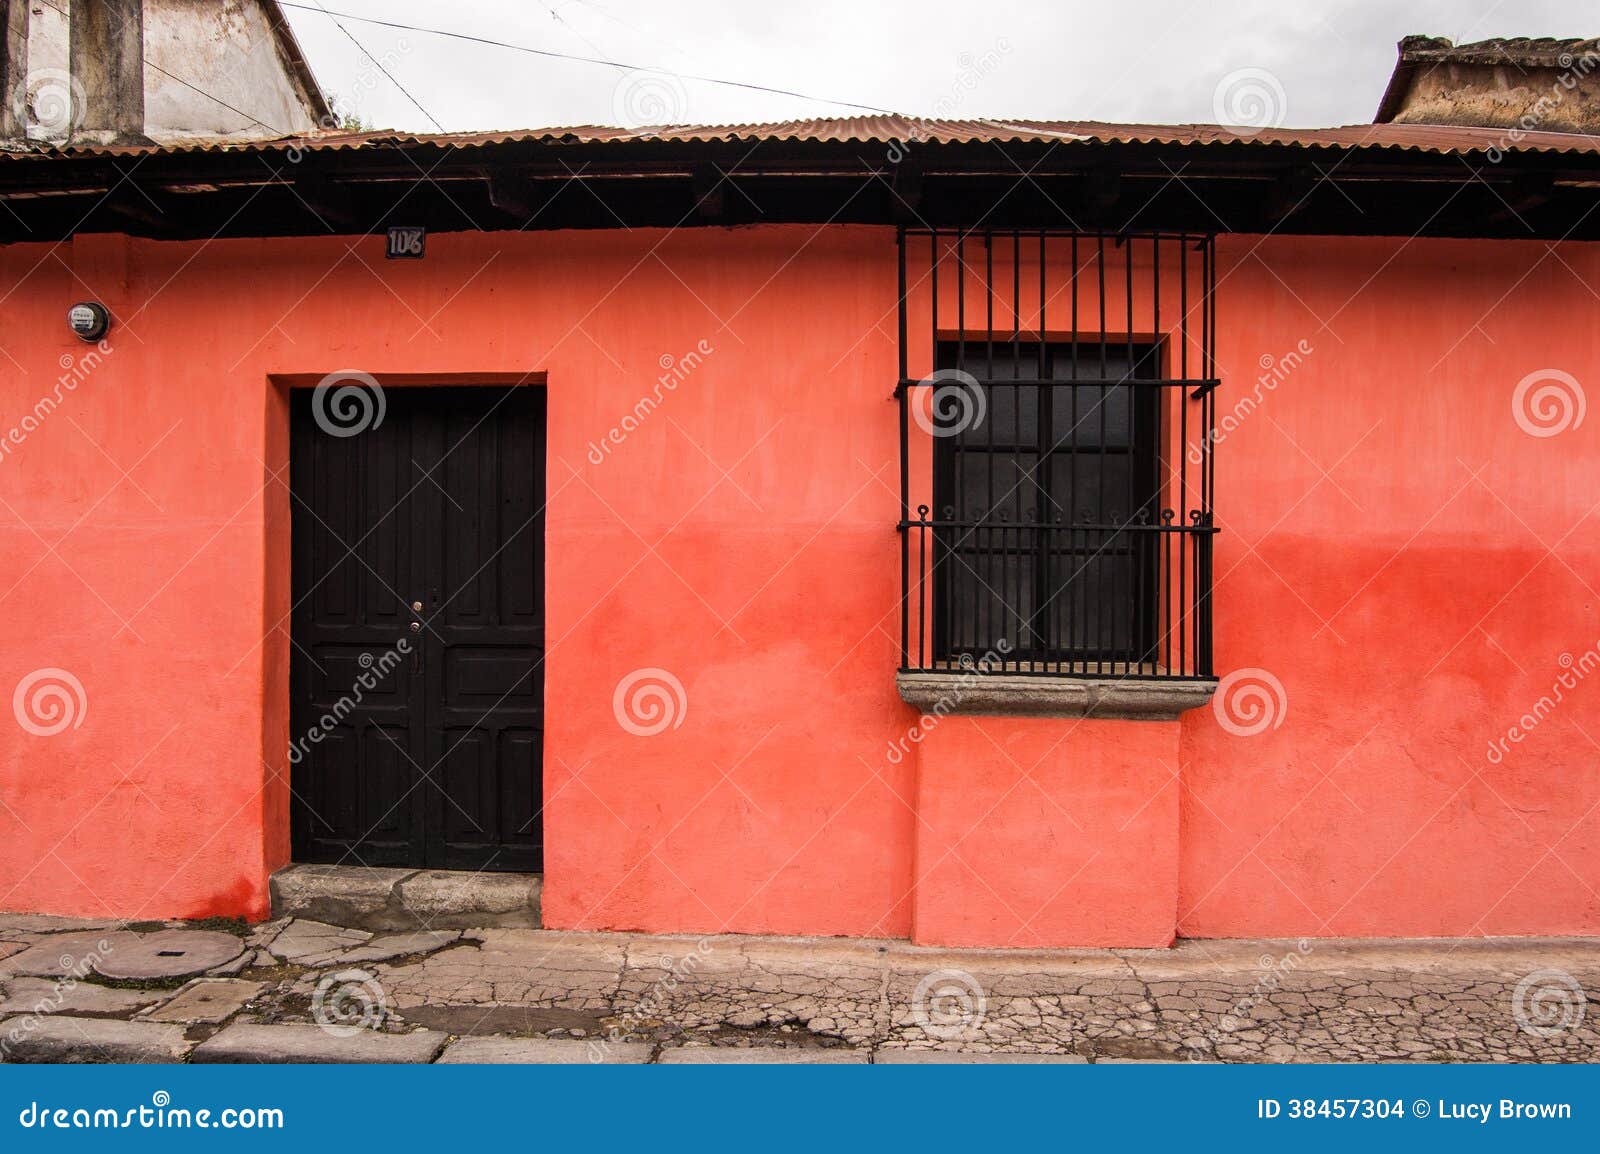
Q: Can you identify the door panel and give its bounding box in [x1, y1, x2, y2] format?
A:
[290, 385, 543, 871]
[417, 387, 544, 871]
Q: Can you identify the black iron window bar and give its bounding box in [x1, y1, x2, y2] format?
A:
[896, 228, 1218, 680]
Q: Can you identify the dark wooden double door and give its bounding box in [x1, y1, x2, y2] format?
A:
[290, 386, 544, 872]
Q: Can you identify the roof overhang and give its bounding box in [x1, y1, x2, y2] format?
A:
[1, 118, 1598, 243]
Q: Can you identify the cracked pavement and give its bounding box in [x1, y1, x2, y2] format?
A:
[2, 916, 1596, 1062]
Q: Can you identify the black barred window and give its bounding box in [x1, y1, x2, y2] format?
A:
[897, 230, 1216, 679]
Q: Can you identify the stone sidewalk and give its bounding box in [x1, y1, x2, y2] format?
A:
[1, 914, 1595, 1063]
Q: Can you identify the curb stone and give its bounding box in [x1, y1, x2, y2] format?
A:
[191, 1022, 446, 1064]
[1, 1015, 193, 1063]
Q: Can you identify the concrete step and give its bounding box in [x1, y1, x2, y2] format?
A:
[268, 864, 541, 932]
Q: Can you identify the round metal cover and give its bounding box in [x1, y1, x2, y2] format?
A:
[92, 930, 244, 980]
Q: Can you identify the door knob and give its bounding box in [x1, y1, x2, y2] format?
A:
[409, 621, 421, 632]
[411, 601, 423, 612]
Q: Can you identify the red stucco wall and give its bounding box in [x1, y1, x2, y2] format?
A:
[0, 226, 1595, 945]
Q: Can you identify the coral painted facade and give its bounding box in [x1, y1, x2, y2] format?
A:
[1, 224, 1596, 947]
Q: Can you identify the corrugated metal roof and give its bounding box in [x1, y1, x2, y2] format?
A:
[5, 116, 1597, 161]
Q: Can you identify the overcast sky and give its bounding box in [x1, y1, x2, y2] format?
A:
[278, 1, 1593, 133]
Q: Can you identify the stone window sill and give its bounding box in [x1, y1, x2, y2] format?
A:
[895, 672, 1218, 721]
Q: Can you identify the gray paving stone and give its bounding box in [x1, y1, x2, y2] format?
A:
[206, 949, 261, 977]
[874, 1050, 1087, 1063]
[3, 932, 140, 978]
[436, 1035, 650, 1064]
[93, 930, 243, 980]
[0, 975, 167, 1017]
[262, 920, 371, 966]
[659, 1046, 866, 1064]
[244, 918, 291, 949]
[141, 979, 265, 1024]
[192, 1022, 446, 1064]
[1, 1015, 192, 1063]
[334, 930, 460, 965]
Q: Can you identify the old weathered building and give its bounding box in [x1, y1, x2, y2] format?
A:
[1376, 35, 1600, 132]
[1, 0, 328, 144]
[1, 31, 1598, 950]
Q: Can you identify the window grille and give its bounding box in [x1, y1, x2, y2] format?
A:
[896, 229, 1217, 680]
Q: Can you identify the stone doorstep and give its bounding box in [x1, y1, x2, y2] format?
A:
[269, 865, 541, 932]
[192, 1023, 447, 1064]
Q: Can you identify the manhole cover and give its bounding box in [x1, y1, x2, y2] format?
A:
[92, 930, 243, 980]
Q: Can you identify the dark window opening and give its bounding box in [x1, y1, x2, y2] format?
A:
[932, 341, 1161, 667]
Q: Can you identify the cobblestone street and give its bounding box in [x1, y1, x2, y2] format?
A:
[2, 915, 1595, 1063]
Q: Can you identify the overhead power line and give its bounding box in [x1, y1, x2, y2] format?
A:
[275, 2, 899, 118]
[303, 0, 447, 131]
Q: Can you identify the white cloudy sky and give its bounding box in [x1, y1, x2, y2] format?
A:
[278, 1, 1593, 133]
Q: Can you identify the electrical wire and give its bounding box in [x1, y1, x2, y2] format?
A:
[274, 2, 899, 117]
[302, 0, 447, 131]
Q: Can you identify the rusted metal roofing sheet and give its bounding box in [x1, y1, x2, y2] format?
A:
[5, 117, 1597, 161]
